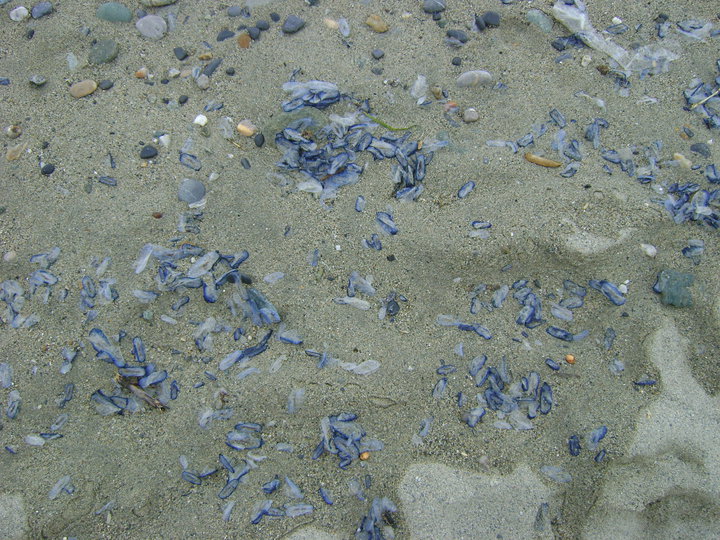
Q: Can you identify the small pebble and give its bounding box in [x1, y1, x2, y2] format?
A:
[237, 33, 251, 48]
[88, 39, 119, 64]
[31, 1, 52, 19]
[217, 29, 235, 41]
[482, 11, 501, 28]
[451, 56, 462, 66]
[447, 29, 468, 43]
[248, 27, 261, 40]
[640, 243, 657, 257]
[178, 95, 188, 104]
[227, 6, 243, 17]
[136, 14, 167, 40]
[423, 0, 446, 14]
[463, 108, 479, 122]
[371, 48, 384, 60]
[9, 6, 29, 21]
[270, 12, 280, 23]
[195, 74, 210, 90]
[256, 20, 269, 31]
[240, 157, 251, 169]
[140, 145, 158, 159]
[365, 14, 389, 33]
[526, 9, 553, 33]
[69, 79, 98, 98]
[456, 70, 493, 88]
[226, 67, 235, 76]
[140, 0, 177, 6]
[98, 79, 114, 90]
[178, 178, 205, 204]
[96, 2, 132, 23]
[282, 15, 305, 34]
[254, 133, 265, 147]
[41, 163, 55, 175]
[3, 250, 18, 262]
[173, 47, 188, 60]
[29, 75, 47, 87]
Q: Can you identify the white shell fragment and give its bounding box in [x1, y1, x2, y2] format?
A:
[640, 243, 657, 257]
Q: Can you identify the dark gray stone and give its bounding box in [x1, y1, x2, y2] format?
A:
[98, 79, 114, 90]
[248, 26, 260, 40]
[282, 15, 305, 34]
[447, 29, 468, 43]
[483, 11, 501, 27]
[173, 47, 187, 60]
[227, 6, 242, 17]
[217, 29, 235, 41]
[423, 0, 446, 14]
[140, 145, 158, 159]
[371, 48, 385, 59]
[89, 39, 119, 64]
[96, 2, 131, 23]
[256, 19, 269, 31]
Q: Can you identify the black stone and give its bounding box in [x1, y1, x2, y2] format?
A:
[41, 163, 55, 175]
[386, 299, 400, 317]
[447, 29, 468, 43]
[225, 67, 236, 76]
[217, 29, 235, 42]
[179, 95, 188, 104]
[140, 145, 158, 159]
[203, 58, 223, 77]
[474, 13, 486, 31]
[98, 79, 114, 90]
[690, 142, 711, 158]
[371, 67, 383, 76]
[254, 133, 265, 147]
[482, 11, 501, 27]
[270, 12, 280, 23]
[451, 56, 462, 66]
[173, 47, 188, 61]
[371, 48, 385, 59]
[423, 0, 446, 14]
[282, 15, 305, 34]
[248, 26, 261, 40]
[160, 79, 169, 85]
[240, 157, 251, 170]
[256, 19, 270, 31]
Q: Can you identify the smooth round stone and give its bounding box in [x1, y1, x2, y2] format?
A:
[140, 0, 176, 6]
[256, 19, 269, 31]
[140, 145, 157, 159]
[247, 27, 260, 40]
[423, 0, 446, 14]
[217, 29, 235, 41]
[451, 56, 462, 66]
[270, 12, 280, 23]
[456, 70, 493, 88]
[178, 178, 205, 204]
[463, 108, 479, 123]
[9, 6, 29, 21]
[69, 79, 98, 98]
[447, 29, 468, 43]
[96, 2, 131, 23]
[173, 47, 187, 60]
[98, 79, 114, 90]
[136, 15, 166, 40]
[88, 39, 119, 64]
[31, 1, 52, 19]
[195, 74, 210, 90]
[371, 48, 385, 60]
[483, 11, 501, 28]
[282, 15, 305, 34]
[41, 163, 55, 175]
[254, 133, 265, 147]
[526, 9, 553, 33]
[227, 5, 242, 17]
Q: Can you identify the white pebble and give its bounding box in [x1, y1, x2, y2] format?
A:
[195, 74, 210, 90]
[9, 6, 29, 21]
[462, 107, 479, 123]
[193, 114, 208, 126]
[640, 243, 657, 257]
[456, 70, 493, 88]
[3, 250, 17, 262]
[136, 14, 167, 40]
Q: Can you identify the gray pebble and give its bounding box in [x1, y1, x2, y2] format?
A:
[202, 58, 222, 77]
[136, 14, 167, 40]
[282, 15, 305, 34]
[423, 0, 446, 14]
[140, 145, 157, 159]
[248, 27, 260, 40]
[96, 2, 132, 23]
[31, 1, 53, 19]
[140, 0, 176, 6]
[256, 20, 269, 31]
[227, 6, 243, 17]
[173, 47, 187, 60]
[88, 39, 119, 65]
[447, 29, 468, 43]
[195, 74, 210, 90]
[41, 163, 55, 175]
[29, 75, 47, 87]
[371, 48, 384, 60]
[217, 29, 235, 42]
[463, 108, 479, 123]
[178, 178, 205, 204]
[451, 56, 462, 66]
[483, 11, 501, 28]
[98, 79, 114, 90]
[254, 133, 265, 147]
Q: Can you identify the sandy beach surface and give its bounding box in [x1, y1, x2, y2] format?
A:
[2, 0, 720, 538]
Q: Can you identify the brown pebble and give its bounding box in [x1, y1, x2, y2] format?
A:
[5, 124, 22, 139]
[152, 211, 163, 219]
[135, 67, 149, 79]
[237, 32, 251, 48]
[524, 152, 562, 168]
[69, 79, 98, 98]
[198, 52, 213, 61]
[6, 141, 28, 161]
[365, 14, 389, 33]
